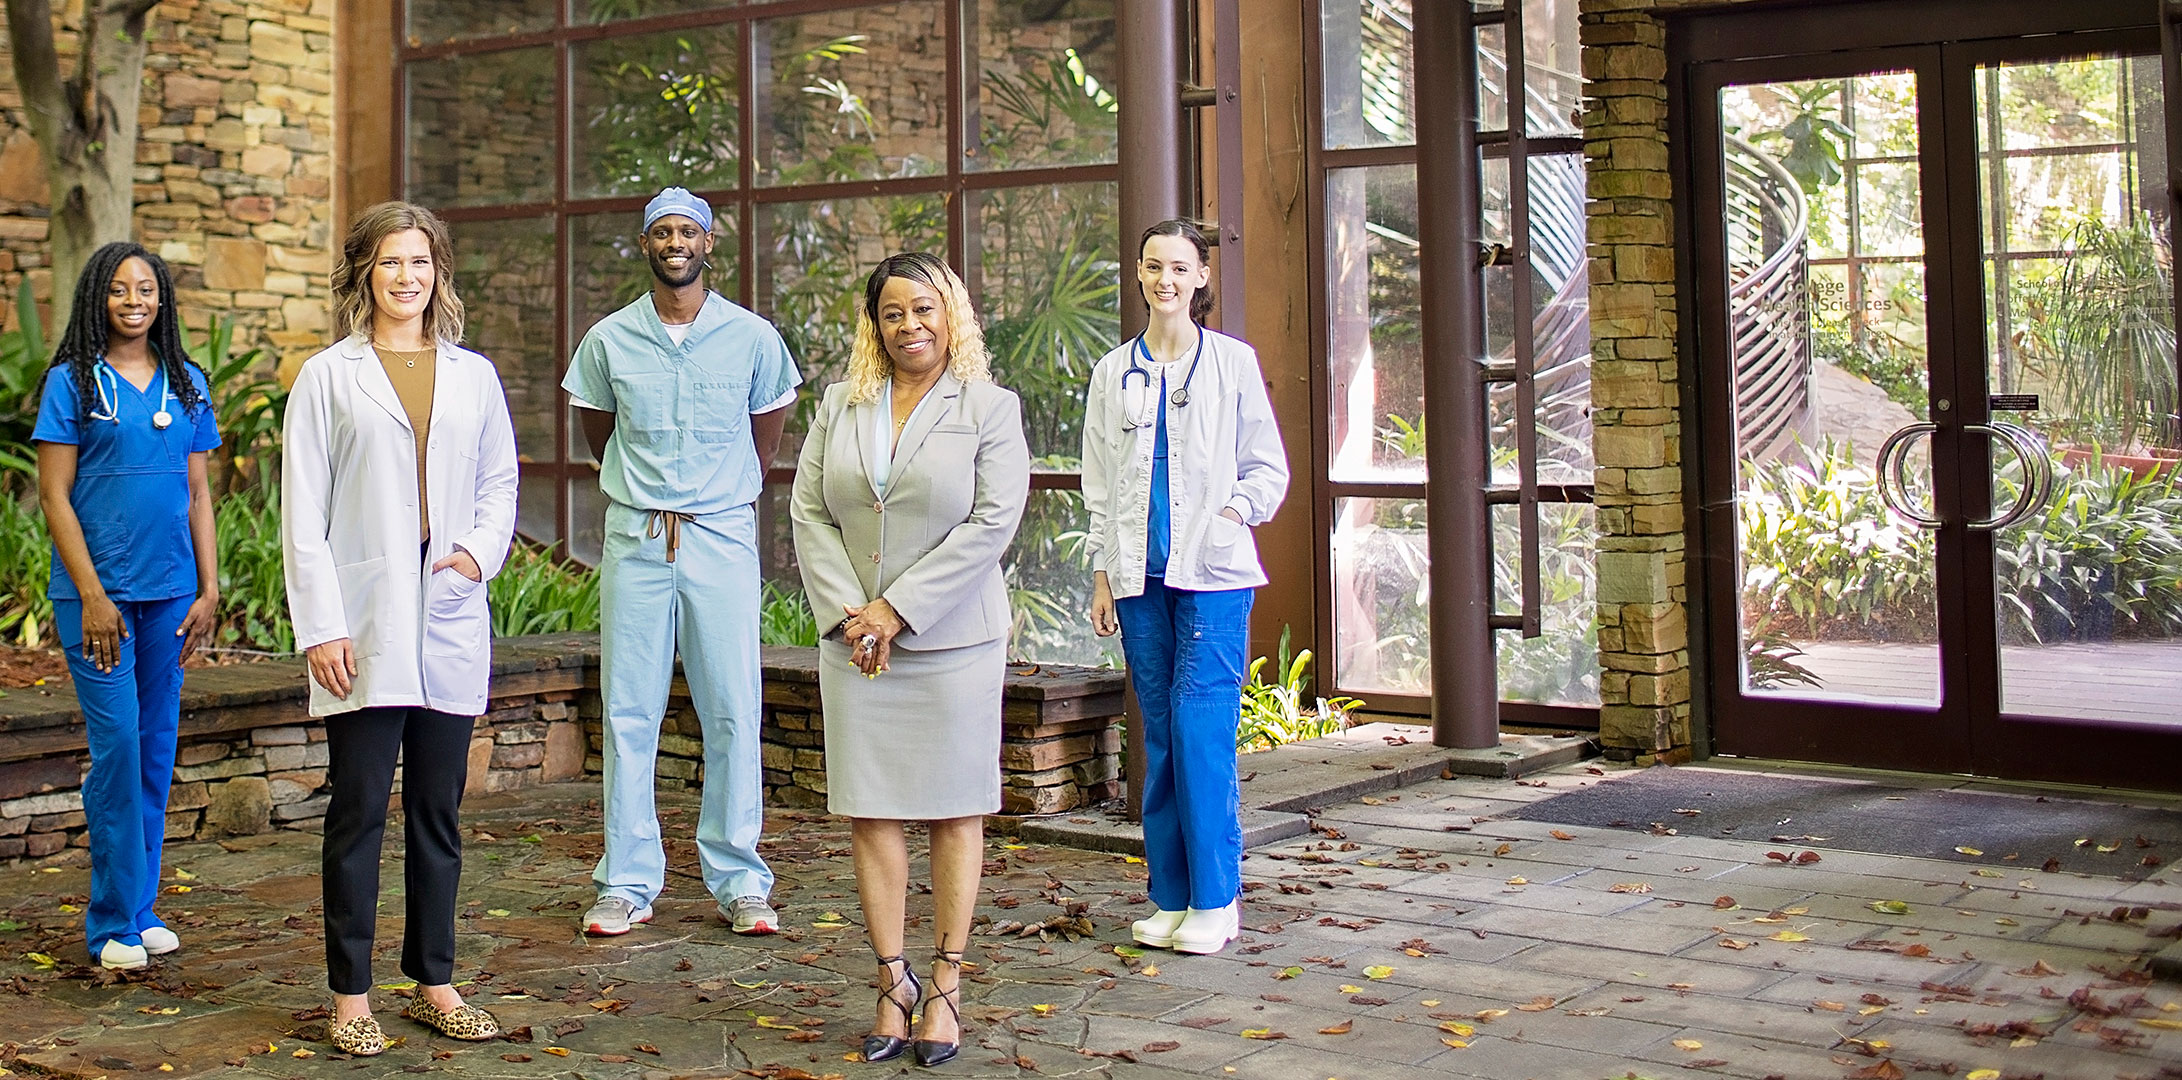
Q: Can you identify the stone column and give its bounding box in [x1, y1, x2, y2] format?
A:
[1581, 0, 1690, 763]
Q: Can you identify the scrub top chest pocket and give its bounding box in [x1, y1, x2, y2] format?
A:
[690, 375, 751, 444]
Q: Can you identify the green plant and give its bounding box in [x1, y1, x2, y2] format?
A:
[1748, 80, 1852, 198]
[759, 579, 818, 647]
[0, 279, 48, 485]
[1238, 627, 1359, 753]
[212, 482, 292, 652]
[184, 314, 286, 496]
[1993, 447, 2182, 643]
[0, 485, 50, 646]
[1745, 632, 1822, 690]
[2018, 216, 2177, 450]
[1739, 438, 1938, 641]
[490, 541, 603, 638]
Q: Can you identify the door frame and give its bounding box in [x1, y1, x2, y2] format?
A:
[1672, 0, 2182, 789]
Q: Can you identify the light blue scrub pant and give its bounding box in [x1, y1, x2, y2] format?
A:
[55, 594, 191, 957]
[1115, 578, 1255, 912]
[593, 500, 773, 909]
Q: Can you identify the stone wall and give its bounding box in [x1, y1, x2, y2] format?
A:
[0, 637, 1126, 866]
[577, 647, 1128, 817]
[0, 0, 335, 373]
[1581, 0, 1689, 764]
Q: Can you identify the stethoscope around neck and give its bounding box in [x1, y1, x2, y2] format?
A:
[1120, 327, 1204, 431]
[89, 357, 178, 429]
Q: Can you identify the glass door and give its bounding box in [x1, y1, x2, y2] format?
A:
[1692, 7, 2182, 789]
[1693, 46, 1976, 773]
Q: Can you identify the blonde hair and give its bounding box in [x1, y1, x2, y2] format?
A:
[331, 201, 466, 345]
[845, 252, 991, 405]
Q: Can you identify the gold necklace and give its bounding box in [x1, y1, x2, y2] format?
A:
[375, 341, 433, 369]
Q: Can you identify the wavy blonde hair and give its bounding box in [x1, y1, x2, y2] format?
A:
[845, 252, 990, 405]
[330, 201, 465, 345]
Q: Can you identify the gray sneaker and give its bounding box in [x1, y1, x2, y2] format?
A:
[582, 896, 653, 936]
[721, 895, 779, 935]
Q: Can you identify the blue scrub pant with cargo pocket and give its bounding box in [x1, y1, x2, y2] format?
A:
[593, 501, 774, 910]
[1116, 578, 1255, 912]
[55, 594, 192, 958]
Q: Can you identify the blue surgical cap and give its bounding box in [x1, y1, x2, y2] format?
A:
[643, 187, 714, 233]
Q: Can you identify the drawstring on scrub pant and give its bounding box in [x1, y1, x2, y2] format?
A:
[647, 510, 695, 563]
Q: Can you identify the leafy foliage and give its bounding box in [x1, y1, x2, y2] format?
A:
[0, 482, 49, 646]
[490, 541, 603, 638]
[1739, 439, 1937, 641]
[1239, 627, 1359, 753]
[184, 315, 286, 496]
[212, 482, 291, 652]
[1993, 447, 2182, 643]
[758, 579, 818, 648]
[1747, 81, 1854, 197]
[2016, 216, 2177, 450]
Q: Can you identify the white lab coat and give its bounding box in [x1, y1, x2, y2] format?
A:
[281, 335, 519, 718]
[1081, 328, 1289, 600]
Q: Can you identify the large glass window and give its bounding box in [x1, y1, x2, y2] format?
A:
[401, 1, 1119, 666]
[1314, 0, 1597, 712]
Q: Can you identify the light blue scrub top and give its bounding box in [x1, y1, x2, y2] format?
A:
[32, 360, 221, 602]
[562, 292, 802, 514]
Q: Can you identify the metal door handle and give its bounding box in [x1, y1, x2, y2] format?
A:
[1967, 421, 2052, 531]
[1874, 422, 1941, 529]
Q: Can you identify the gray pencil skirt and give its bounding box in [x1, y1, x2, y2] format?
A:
[817, 634, 1005, 820]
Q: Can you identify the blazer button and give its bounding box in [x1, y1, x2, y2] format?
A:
[874, 501, 884, 514]
[871, 552, 882, 563]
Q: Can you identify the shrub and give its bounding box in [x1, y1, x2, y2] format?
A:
[1238, 627, 1360, 753]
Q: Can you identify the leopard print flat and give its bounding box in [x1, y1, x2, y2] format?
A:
[401, 996, 501, 1040]
[328, 1015, 387, 1056]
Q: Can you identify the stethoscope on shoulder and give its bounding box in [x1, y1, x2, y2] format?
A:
[88, 357, 178, 430]
[1119, 327, 1205, 431]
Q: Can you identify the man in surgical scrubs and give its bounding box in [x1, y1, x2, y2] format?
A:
[564, 187, 801, 937]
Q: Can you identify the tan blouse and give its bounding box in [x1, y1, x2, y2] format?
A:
[374, 346, 436, 541]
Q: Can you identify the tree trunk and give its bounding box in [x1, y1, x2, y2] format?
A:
[5, 0, 162, 317]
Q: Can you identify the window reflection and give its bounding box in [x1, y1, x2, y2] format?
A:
[971, 0, 1119, 171]
[572, 25, 741, 199]
[973, 182, 1120, 467]
[1322, 0, 1414, 150]
[758, 3, 947, 185]
[448, 216, 559, 464]
[407, 49, 557, 208]
[1325, 165, 1425, 481]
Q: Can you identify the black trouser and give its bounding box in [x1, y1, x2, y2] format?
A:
[322, 706, 474, 995]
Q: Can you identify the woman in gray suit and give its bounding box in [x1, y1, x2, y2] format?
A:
[790, 252, 1030, 1067]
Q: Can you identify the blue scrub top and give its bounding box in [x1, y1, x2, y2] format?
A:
[32, 360, 221, 602]
[562, 292, 802, 515]
[1147, 369, 1172, 578]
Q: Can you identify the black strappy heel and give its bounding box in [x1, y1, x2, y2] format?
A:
[913, 947, 964, 1067]
[863, 952, 922, 1063]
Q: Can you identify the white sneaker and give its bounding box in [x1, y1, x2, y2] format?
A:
[1131, 908, 1188, 948]
[582, 896, 653, 936]
[1171, 901, 1240, 955]
[99, 939, 149, 970]
[140, 926, 180, 955]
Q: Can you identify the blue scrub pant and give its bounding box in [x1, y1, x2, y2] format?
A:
[1115, 578, 1254, 912]
[55, 594, 191, 957]
[594, 501, 773, 909]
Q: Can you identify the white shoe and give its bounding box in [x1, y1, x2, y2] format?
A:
[1131, 908, 1188, 948]
[99, 940, 149, 970]
[140, 926, 180, 955]
[1171, 901, 1240, 955]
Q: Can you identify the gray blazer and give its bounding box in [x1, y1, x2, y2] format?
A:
[790, 371, 1031, 651]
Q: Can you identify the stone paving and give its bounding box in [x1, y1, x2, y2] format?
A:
[4, 758, 2181, 1080]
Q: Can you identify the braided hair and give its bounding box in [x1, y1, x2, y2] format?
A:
[43, 242, 209, 424]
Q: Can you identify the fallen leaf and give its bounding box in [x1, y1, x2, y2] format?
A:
[753, 1016, 803, 1030]
[1714, 896, 1738, 910]
[1673, 1038, 1704, 1051]
[1239, 1028, 1288, 1040]
[1795, 850, 1821, 864]
[1505, 876, 1529, 886]
[1770, 931, 1811, 943]
[1608, 882, 1652, 894]
[1440, 1020, 1475, 1036]
[1317, 1020, 1353, 1035]
[1143, 1040, 1180, 1052]
[1363, 965, 1395, 979]
[1955, 846, 1984, 856]
[1493, 843, 1513, 856]
[1274, 966, 1302, 980]
[541, 1047, 570, 1057]
[485, 908, 511, 917]
[1718, 938, 1754, 950]
[1814, 1000, 1845, 1011]
[1140, 963, 1160, 977]
[1847, 1061, 1906, 1080]
[1339, 984, 1363, 993]
[1900, 944, 1931, 957]
[1420, 999, 1440, 1006]
[1550, 830, 1575, 841]
[1966, 1071, 2001, 1080]
[1869, 900, 1911, 915]
[2137, 1018, 2182, 1030]
[1516, 995, 1557, 1012]
[1441, 1037, 1469, 1049]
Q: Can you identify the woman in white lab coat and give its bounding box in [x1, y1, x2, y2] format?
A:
[281, 201, 517, 1055]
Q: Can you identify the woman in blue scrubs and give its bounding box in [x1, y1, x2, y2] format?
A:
[33, 243, 221, 971]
